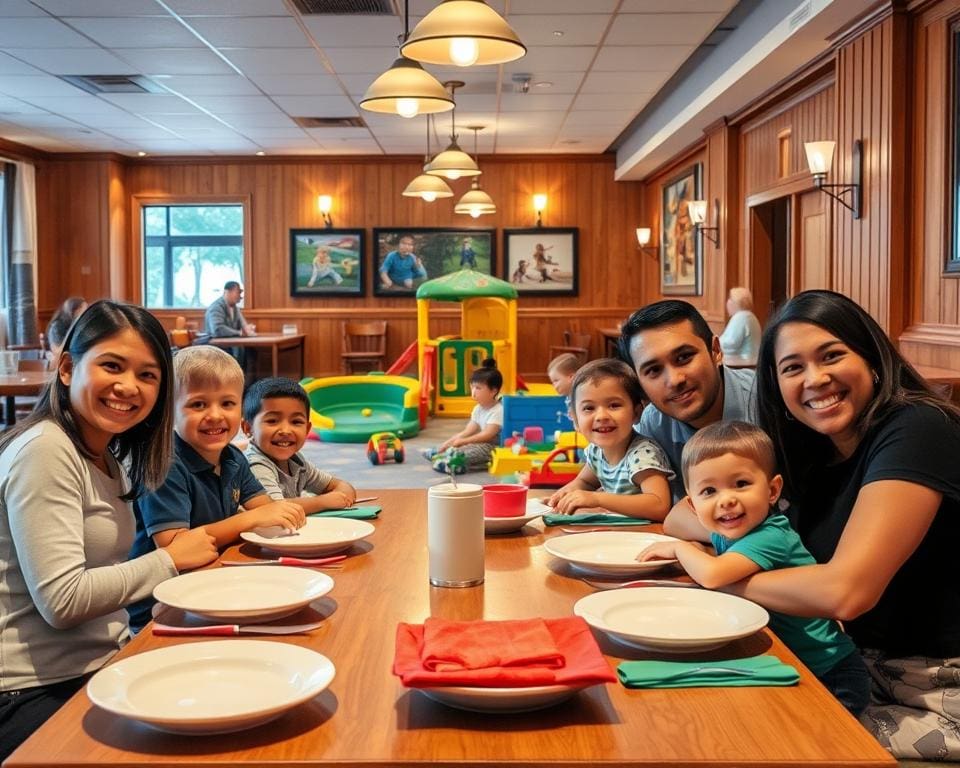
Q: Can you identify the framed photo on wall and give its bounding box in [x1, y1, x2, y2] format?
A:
[502, 228, 578, 296]
[373, 228, 495, 296]
[660, 163, 702, 295]
[289, 229, 364, 297]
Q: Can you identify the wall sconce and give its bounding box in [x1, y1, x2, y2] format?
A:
[689, 198, 720, 247]
[533, 193, 547, 227]
[318, 195, 333, 228]
[804, 139, 862, 219]
[635, 227, 658, 259]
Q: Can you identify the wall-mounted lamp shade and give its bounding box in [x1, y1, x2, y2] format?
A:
[424, 139, 481, 179]
[318, 195, 332, 215]
[636, 227, 652, 247]
[401, 1, 526, 67]
[402, 173, 454, 202]
[804, 141, 836, 177]
[360, 57, 455, 117]
[533, 193, 547, 212]
[688, 200, 708, 225]
[454, 179, 496, 217]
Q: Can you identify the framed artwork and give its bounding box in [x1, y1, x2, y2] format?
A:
[289, 229, 364, 297]
[502, 228, 578, 296]
[660, 163, 702, 295]
[373, 228, 494, 296]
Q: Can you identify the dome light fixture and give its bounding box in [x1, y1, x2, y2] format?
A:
[424, 81, 481, 180]
[401, 0, 526, 68]
[454, 126, 496, 217]
[403, 115, 454, 202]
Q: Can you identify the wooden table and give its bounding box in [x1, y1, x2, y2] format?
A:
[209, 334, 306, 380]
[0, 370, 51, 426]
[598, 327, 621, 358]
[7, 490, 893, 768]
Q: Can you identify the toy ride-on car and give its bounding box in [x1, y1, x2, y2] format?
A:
[367, 432, 405, 465]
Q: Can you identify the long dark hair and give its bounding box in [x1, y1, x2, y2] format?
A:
[0, 300, 174, 499]
[756, 290, 960, 492]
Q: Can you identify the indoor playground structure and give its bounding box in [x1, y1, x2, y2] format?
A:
[303, 271, 523, 443]
[301, 374, 420, 443]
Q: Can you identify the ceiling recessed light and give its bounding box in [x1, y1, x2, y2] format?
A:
[553, 30, 564, 37]
[255, 150, 266, 156]
[137, 151, 147, 157]
[534, 81, 553, 89]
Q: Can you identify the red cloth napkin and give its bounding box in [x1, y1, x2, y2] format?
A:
[393, 616, 616, 688]
[422, 617, 564, 671]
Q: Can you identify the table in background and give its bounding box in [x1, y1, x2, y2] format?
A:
[8, 489, 893, 768]
[597, 327, 620, 358]
[0, 370, 52, 426]
[209, 334, 305, 380]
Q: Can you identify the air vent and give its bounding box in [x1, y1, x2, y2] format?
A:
[294, 116, 368, 128]
[58, 75, 165, 95]
[789, 2, 812, 31]
[290, 0, 394, 14]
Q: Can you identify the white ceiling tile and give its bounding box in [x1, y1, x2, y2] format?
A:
[580, 71, 666, 95]
[321, 48, 394, 75]
[606, 13, 723, 46]
[112, 48, 235, 76]
[64, 18, 203, 48]
[3, 112, 82, 128]
[237, 127, 308, 140]
[107, 126, 180, 139]
[224, 112, 297, 128]
[187, 16, 309, 47]
[0, 0, 48, 17]
[21, 94, 112, 113]
[79, 113, 160, 129]
[273, 94, 356, 115]
[246, 73, 344, 96]
[301, 15, 401, 47]
[563, 109, 634, 127]
[189, 95, 282, 114]
[499, 93, 573, 112]
[199, 137, 258, 151]
[593, 45, 693, 72]
[0, 75, 89, 98]
[0, 52, 43, 75]
[168, 0, 291, 14]
[408, 0, 504, 14]
[134, 138, 204, 150]
[0, 18, 95, 47]
[511, 0, 618, 11]
[503, 71, 585, 94]
[508, 14, 610, 47]
[6, 47, 135, 75]
[573, 93, 653, 111]
[303, 127, 372, 140]
[99, 92, 200, 112]
[32, 0, 164, 15]
[150, 113, 231, 130]
[620, 0, 735, 11]
[222, 47, 328, 75]
[158, 75, 261, 96]
[0, 95, 46, 113]
[502, 46, 594, 75]
[318, 142, 383, 155]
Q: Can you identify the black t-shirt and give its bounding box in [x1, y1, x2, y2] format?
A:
[788, 403, 960, 657]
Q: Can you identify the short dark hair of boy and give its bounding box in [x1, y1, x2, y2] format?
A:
[548, 352, 580, 377]
[618, 300, 714, 361]
[470, 358, 503, 392]
[243, 376, 311, 423]
[570, 358, 644, 411]
[680, 420, 776, 490]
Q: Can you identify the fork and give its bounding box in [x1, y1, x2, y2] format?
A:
[582, 578, 700, 589]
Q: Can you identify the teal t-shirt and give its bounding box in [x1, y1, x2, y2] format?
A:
[711, 514, 857, 677]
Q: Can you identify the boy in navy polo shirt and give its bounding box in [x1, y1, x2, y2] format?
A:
[128, 346, 305, 631]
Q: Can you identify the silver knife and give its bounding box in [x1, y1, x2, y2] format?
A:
[152, 621, 322, 636]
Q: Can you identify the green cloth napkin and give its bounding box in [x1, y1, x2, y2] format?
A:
[617, 655, 799, 688]
[309, 505, 381, 520]
[543, 513, 653, 527]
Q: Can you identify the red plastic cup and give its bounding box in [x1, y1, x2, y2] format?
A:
[483, 484, 529, 517]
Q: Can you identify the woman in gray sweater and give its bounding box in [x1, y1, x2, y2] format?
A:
[0, 301, 217, 760]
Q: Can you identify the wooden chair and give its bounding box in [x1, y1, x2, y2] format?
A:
[341, 320, 387, 374]
[548, 330, 591, 365]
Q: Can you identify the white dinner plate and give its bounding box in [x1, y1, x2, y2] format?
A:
[484, 498, 549, 534]
[241, 517, 375, 556]
[419, 683, 585, 713]
[543, 531, 679, 576]
[153, 566, 333, 623]
[573, 587, 769, 653]
[87, 640, 335, 734]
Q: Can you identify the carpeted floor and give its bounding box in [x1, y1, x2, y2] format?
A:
[297, 417, 501, 491]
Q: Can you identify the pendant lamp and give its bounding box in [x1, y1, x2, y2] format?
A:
[454, 126, 495, 217]
[401, 0, 526, 67]
[403, 115, 454, 202]
[360, 1, 454, 118]
[424, 81, 480, 180]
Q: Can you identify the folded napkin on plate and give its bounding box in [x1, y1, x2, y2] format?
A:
[309, 505, 381, 520]
[422, 617, 564, 671]
[617, 655, 799, 689]
[543, 513, 652, 527]
[393, 616, 616, 688]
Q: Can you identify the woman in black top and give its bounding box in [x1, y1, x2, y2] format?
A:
[739, 290, 960, 761]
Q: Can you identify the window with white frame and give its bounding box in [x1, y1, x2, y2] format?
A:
[142, 204, 244, 308]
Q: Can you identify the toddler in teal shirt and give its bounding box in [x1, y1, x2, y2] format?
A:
[638, 420, 870, 715]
